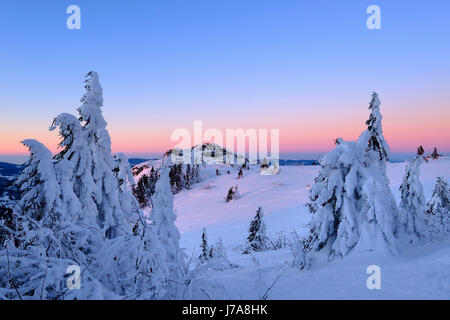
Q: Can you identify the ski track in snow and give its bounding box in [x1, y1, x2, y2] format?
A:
[174, 159, 450, 299]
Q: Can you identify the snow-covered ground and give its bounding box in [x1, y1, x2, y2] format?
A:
[174, 158, 450, 299]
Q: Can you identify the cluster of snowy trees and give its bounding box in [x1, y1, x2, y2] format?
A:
[133, 167, 157, 208]
[0, 72, 185, 299]
[417, 145, 442, 161]
[133, 161, 200, 210]
[392, 154, 449, 243]
[301, 92, 450, 265]
[168, 163, 200, 193]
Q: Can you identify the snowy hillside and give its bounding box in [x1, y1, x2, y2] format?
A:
[173, 158, 450, 299]
[2, 72, 447, 300]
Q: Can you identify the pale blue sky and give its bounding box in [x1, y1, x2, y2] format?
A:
[0, 1, 449, 163]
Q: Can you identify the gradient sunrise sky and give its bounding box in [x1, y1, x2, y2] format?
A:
[0, 0, 449, 163]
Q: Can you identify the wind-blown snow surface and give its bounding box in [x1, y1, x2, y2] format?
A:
[173, 159, 450, 299]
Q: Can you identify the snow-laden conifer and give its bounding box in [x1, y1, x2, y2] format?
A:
[199, 228, 209, 264]
[0, 140, 107, 300]
[96, 211, 169, 299]
[399, 155, 426, 243]
[425, 177, 450, 239]
[150, 167, 184, 297]
[50, 113, 102, 262]
[364, 92, 390, 165]
[243, 207, 268, 254]
[77, 71, 127, 239]
[431, 148, 440, 160]
[114, 152, 140, 229]
[14, 139, 62, 257]
[305, 94, 400, 259]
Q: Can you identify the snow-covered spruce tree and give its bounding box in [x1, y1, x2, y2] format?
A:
[225, 187, 234, 202]
[114, 152, 140, 227]
[134, 174, 150, 208]
[0, 140, 106, 300]
[176, 163, 185, 191]
[425, 177, 450, 239]
[306, 128, 399, 257]
[292, 240, 309, 270]
[305, 139, 362, 257]
[50, 113, 103, 262]
[225, 185, 240, 202]
[51, 113, 97, 224]
[77, 71, 127, 239]
[358, 92, 400, 252]
[399, 155, 426, 243]
[150, 167, 184, 297]
[364, 92, 390, 166]
[212, 237, 226, 260]
[13, 140, 63, 257]
[417, 145, 425, 156]
[185, 164, 191, 190]
[199, 228, 209, 264]
[208, 247, 214, 259]
[243, 207, 268, 254]
[431, 147, 440, 160]
[192, 164, 200, 183]
[234, 185, 240, 200]
[96, 209, 169, 299]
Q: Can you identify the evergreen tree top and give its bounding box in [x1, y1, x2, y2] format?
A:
[81, 71, 103, 107]
[361, 92, 390, 163]
[77, 71, 107, 133]
[368, 92, 380, 111]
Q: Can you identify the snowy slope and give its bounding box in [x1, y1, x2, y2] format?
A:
[174, 158, 450, 299]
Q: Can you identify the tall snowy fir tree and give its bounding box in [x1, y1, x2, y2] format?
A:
[358, 92, 400, 252]
[199, 228, 209, 264]
[13, 140, 63, 257]
[114, 152, 140, 228]
[399, 155, 426, 243]
[305, 93, 400, 259]
[50, 113, 103, 263]
[77, 71, 127, 239]
[425, 177, 450, 239]
[243, 207, 267, 254]
[364, 92, 390, 166]
[150, 167, 184, 298]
